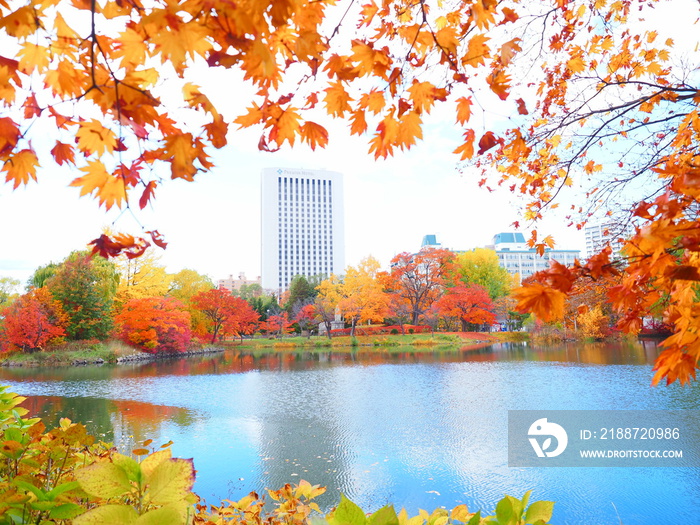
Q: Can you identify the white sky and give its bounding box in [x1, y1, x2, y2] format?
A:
[3, 0, 696, 289]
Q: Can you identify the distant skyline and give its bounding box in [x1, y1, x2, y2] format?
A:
[0, 114, 587, 288]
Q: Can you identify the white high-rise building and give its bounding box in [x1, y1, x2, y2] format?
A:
[261, 167, 345, 293]
[584, 221, 635, 259]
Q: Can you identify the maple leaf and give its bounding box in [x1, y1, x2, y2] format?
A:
[324, 82, 353, 117]
[162, 133, 198, 180]
[50, 141, 75, 166]
[301, 121, 329, 150]
[0, 117, 20, 156]
[455, 97, 473, 125]
[512, 283, 566, 322]
[204, 115, 228, 149]
[453, 129, 475, 160]
[2, 149, 39, 188]
[139, 181, 157, 210]
[477, 131, 498, 154]
[516, 98, 528, 115]
[463, 34, 490, 67]
[487, 69, 511, 100]
[76, 120, 117, 157]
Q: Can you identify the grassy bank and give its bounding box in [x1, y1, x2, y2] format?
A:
[235, 331, 527, 350]
[0, 340, 140, 367]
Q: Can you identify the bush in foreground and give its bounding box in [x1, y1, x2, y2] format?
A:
[0, 386, 554, 524]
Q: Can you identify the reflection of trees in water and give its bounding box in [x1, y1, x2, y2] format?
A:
[21, 395, 115, 441]
[20, 394, 197, 451]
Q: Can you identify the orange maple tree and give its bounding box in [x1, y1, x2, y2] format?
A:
[114, 296, 192, 353]
[2, 0, 700, 384]
[436, 284, 496, 332]
[191, 288, 259, 343]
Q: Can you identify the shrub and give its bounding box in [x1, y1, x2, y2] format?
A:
[390, 328, 399, 335]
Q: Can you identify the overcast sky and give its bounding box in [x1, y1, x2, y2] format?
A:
[4, 0, 695, 288]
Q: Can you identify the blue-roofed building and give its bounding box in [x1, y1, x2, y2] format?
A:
[493, 232, 579, 282]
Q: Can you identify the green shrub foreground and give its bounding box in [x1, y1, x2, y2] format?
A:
[0, 386, 554, 525]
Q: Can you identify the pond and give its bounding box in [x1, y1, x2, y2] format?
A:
[1, 340, 698, 524]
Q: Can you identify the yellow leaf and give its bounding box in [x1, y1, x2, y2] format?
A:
[70, 161, 127, 210]
[435, 27, 459, 55]
[73, 504, 138, 525]
[17, 42, 50, 74]
[75, 462, 132, 499]
[2, 149, 39, 189]
[566, 56, 586, 73]
[324, 82, 353, 117]
[114, 26, 148, 68]
[270, 108, 301, 146]
[76, 119, 117, 157]
[408, 81, 441, 114]
[397, 111, 423, 149]
[463, 34, 490, 67]
[143, 458, 195, 506]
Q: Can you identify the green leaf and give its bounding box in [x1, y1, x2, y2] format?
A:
[494, 496, 519, 525]
[520, 490, 531, 512]
[143, 458, 195, 505]
[368, 505, 399, 525]
[524, 501, 554, 524]
[134, 505, 182, 525]
[73, 504, 138, 525]
[13, 479, 47, 501]
[113, 453, 142, 484]
[466, 511, 481, 525]
[329, 494, 367, 525]
[75, 462, 132, 499]
[46, 481, 81, 500]
[49, 502, 85, 520]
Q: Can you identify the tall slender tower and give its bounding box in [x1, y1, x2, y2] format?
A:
[261, 167, 345, 293]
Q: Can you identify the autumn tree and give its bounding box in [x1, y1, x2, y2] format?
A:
[45, 252, 118, 340]
[0, 277, 20, 309]
[265, 312, 293, 338]
[453, 249, 513, 300]
[115, 296, 191, 353]
[293, 303, 317, 338]
[116, 250, 171, 305]
[388, 248, 455, 324]
[436, 284, 496, 332]
[168, 268, 214, 336]
[192, 288, 259, 343]
[315, 275, 343, 339]
[338, 257, 390, 336]
[3, 0, 700, 385]
[1, 288, 68, 353]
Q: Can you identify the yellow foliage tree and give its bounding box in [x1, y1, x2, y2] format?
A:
[339, 256, 390, 336]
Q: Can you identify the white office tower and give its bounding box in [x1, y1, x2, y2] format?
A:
[584, 221, 635, 259]
[261, 168, 345, 293]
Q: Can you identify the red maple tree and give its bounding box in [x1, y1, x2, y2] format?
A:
[1, 288, 68, 353]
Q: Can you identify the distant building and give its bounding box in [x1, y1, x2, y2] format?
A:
[493, 232, 580, 281]
[261, 167, 345, 293]
[420, 234, 442, 249]
[217, 273, 261, 293]
[584, 221, 635, 259]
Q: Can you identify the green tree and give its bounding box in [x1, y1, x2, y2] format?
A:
[27, 263, 59, 289]
[454, 249, 512, 300]
[0, 276, 20, 308]
[285, 275, 317, 313]
[45, 252, 118, 340]
[248, 294, 280, 322]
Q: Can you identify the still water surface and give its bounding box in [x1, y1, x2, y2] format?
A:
[0, 341, 698, 524]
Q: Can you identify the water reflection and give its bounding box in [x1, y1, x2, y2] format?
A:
[2, 340, 699, 525]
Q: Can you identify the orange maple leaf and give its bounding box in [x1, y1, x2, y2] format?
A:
[512, 283, 566, 322]
[301, 121, 329, 151]
[453, 129, 475, 160]
[50, 141, 75, 166]
[2, 149, 39, 188]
